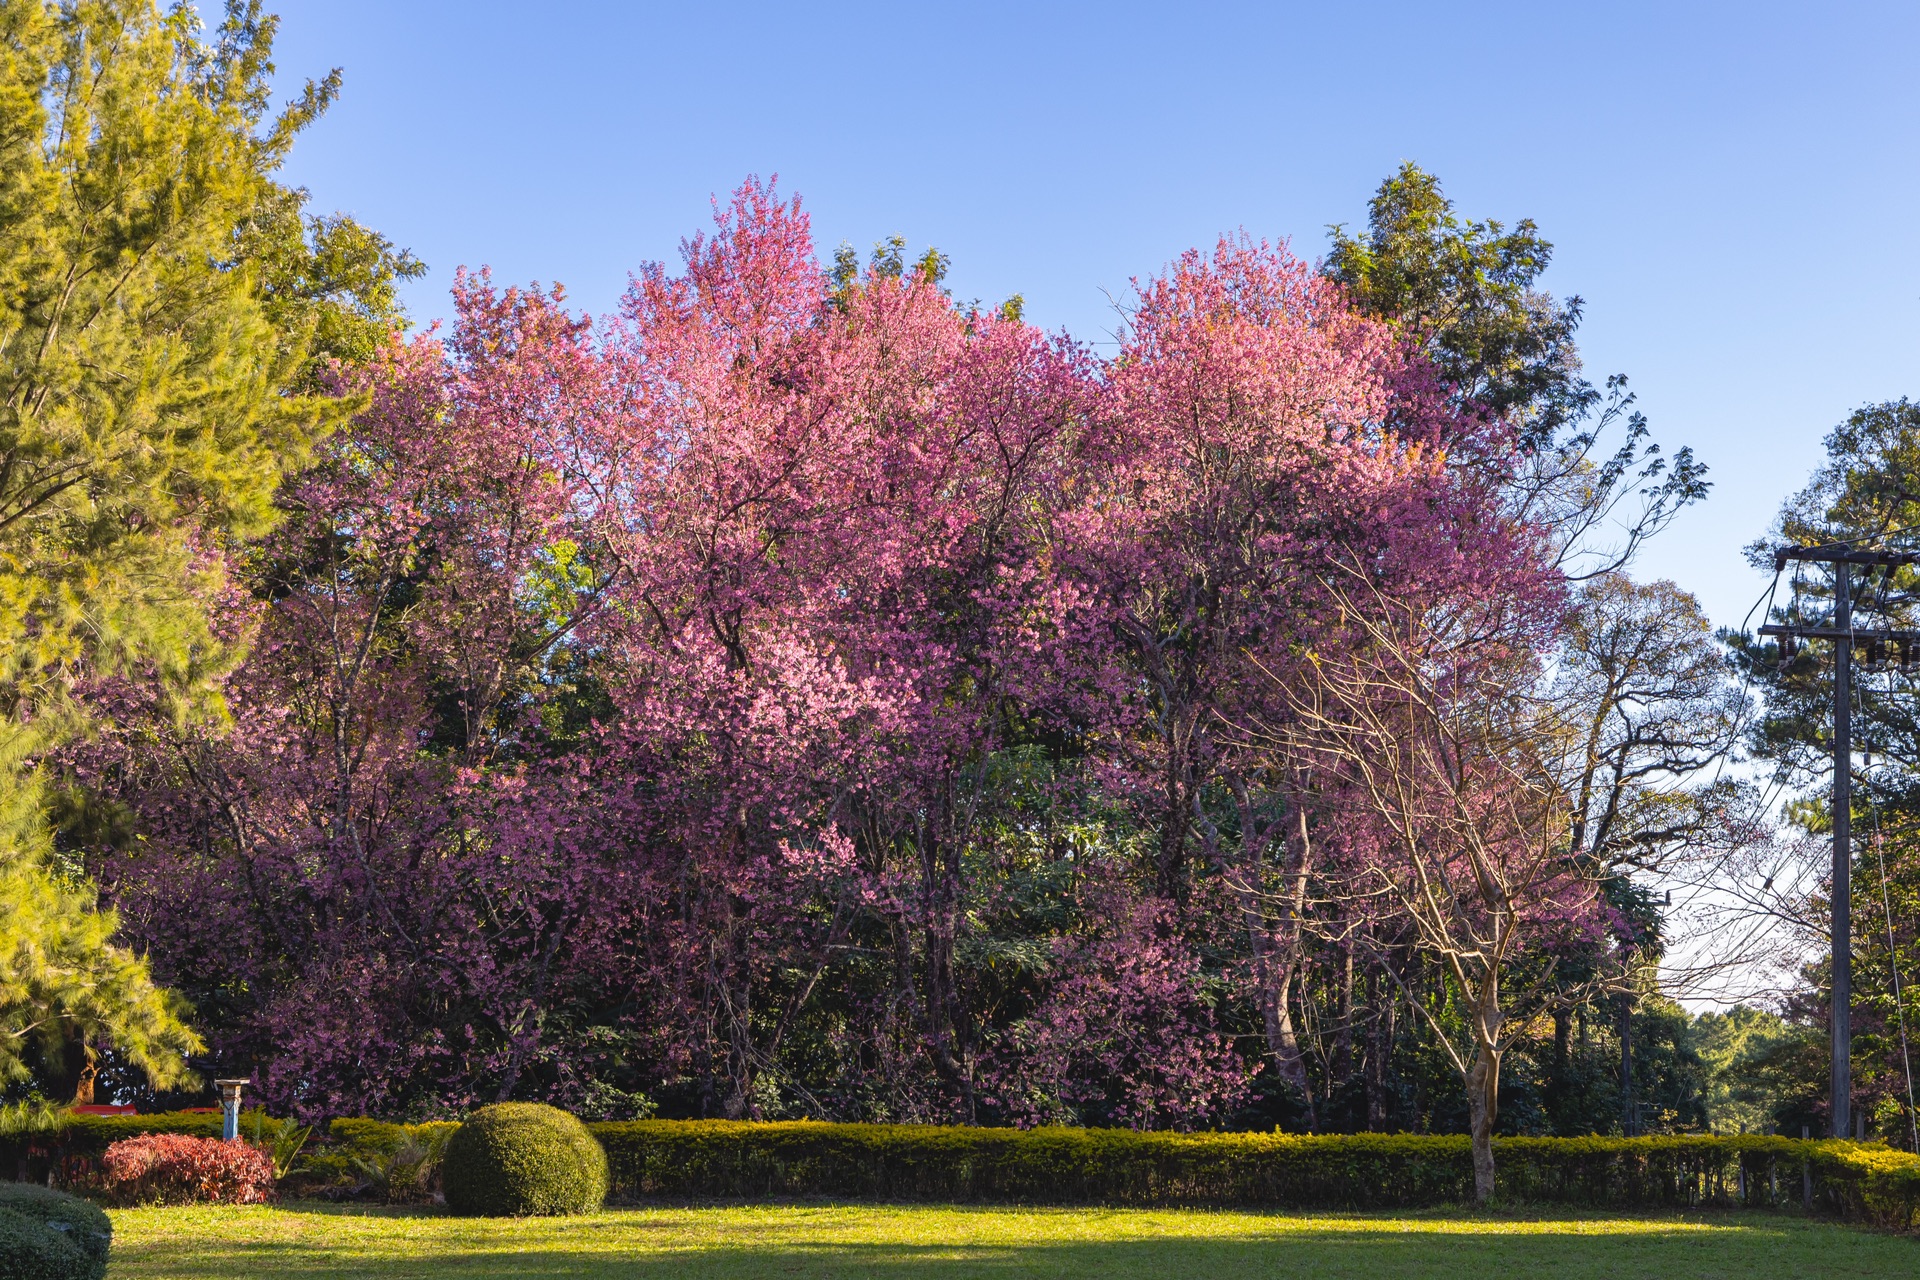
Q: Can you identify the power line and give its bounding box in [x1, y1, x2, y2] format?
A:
[1760, 540, 1920, 1138]
[1864, 778, 1919, 1151]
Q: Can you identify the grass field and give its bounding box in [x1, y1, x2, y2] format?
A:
[103, 1201, 1920, 1279]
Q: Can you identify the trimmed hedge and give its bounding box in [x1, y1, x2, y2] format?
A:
[0, 1185, 110, 1280]
[586, 1121, 1920, 1228]
[4, 1110, 223, 1161]
[2, 1112, 230, 1191]
[443, 1104, 608, 1216]
[0, 1210, 89, 1280]
[327, 1117, 461, 1155]
[7, 1110, 1919, 1231]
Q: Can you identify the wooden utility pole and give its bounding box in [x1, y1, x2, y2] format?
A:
[1761, 543, 1920, 1138]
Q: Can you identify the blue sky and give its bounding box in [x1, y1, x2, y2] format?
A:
[263, 1, 1920, 631]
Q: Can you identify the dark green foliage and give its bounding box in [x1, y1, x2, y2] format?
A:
[0, 1209, 88, 1280]
[588, 1119, 1920, 1225]
[1325, 162, 1589, 442]
[0, 1110, 224, 1182]
[1324, 164, 1704, 565]
[0, 1185, 109, 1280]
[1729, 402, 1920, 1139]
[1694, 1006, 1806, 1135]
[442, 1103, 608, 1216]
[7, 1109, 223, 1156]
[1735, 400, 1920, 801]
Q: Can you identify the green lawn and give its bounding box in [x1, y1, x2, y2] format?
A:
[103, 1201, 1919, 1279]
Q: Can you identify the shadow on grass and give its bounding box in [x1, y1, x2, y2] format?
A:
[109, 1204, 1918, 1280]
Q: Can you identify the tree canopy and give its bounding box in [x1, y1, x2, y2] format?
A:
[0, 0, 416, 1099]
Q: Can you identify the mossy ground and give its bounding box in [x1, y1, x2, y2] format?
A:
[105, 1201, 1918, 1278]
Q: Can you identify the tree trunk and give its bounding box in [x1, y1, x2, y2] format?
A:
[917, 820, 977, 1121]
[1547, 1009, 1570, 1133]
[69, 1040, 97, 1107]
[1213, 790, 1314, 1129]
[1247, 936, 1315, 1129]
[1618, 992, 1636, 1136]
[1334, 948, 1355, 1087]
[1465, 1045, 1499, 1204]
[1365, 971, 1391, 1131]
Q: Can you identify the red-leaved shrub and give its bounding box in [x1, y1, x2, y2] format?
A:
[100, 1133, 276, 1205]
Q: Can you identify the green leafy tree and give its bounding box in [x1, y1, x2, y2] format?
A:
[1621, 994, 1710, 1134]
[1325, 164, 1705, 574]
[0, 0, 416, 1098]
[1735, 400, 1920, 812]
[1693, 1005, 1798, 1134]
[1730, 402, 1920, 1144]
[1325, 162, 1587, 443]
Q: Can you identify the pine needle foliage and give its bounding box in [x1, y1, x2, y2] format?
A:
[0, 0, 418, 1094]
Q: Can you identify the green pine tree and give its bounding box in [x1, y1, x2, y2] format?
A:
[0, 0, 418, 1097]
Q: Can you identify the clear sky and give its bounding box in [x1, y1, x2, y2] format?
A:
[262, 0, 1920, 633]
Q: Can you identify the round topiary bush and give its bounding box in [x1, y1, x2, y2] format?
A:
[0, 1183, 110, 1280]
[0, 1208, 88, 1280]
[442, 1103, 608, 1216]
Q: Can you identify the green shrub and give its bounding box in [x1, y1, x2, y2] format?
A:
[327, 1118, 462, 1155]
[0, 1209, 87, 1280]
[0, 1184, 111, 1280]
[291, 1119, 461, 1198]
[0, 1110, 228, 1180]
[591, 1122, 1472, 1207]
[347, 1126, 456, 1204]
[585, 1120, 1920, 1226]
[443, 1104, 608, 1216]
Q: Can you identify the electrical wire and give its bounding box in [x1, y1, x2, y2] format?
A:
[1870, 826, 1919, 1150]
[1703, 566, 1785, 792]
[1862, 675, 1920, 1152]
[1755, 544, 1913, 1143]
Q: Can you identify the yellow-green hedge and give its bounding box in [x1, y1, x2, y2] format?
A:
[585, 1121, 1920, 1227]
[7, 1113, 1918, 1229]
[2, 1111, 225, 1184]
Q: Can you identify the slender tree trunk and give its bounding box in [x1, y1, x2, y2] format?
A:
[1463, 966, 1504, 1205]
[1365, 971, 1391, 1131]
[917, 817, 977, 1121]
[1335, 948, 1355, 1088]
[1271, 969, 1315, 1129]
[1243, 918, 1315, 1128]
[1619, 992, 1636, 1136]
[1466, 1045, 1500, 1204]
[1156, 741, 1191, 900]
[1547, 1009, 1570, 1134]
